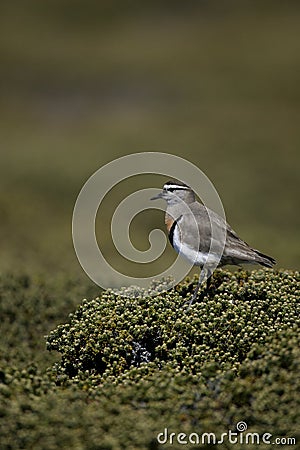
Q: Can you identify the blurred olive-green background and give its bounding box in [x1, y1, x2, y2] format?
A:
[1, 0, 299, 285]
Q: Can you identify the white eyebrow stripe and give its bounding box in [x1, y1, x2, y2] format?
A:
[164, 184, 190, 190]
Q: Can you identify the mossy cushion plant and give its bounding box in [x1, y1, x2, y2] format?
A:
[45, 269, 299, 446]
[1, 269, 299, 449]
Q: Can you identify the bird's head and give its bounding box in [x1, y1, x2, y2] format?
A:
[151, 180, 195, 205]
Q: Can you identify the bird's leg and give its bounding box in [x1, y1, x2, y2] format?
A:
[188, 278, 202, 307]
[206, 272, 212, 291]
[188, 267, 209, 307]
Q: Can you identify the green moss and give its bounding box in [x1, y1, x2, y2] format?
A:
[1, 269, 299, 449]
[46, 269, 299, 384]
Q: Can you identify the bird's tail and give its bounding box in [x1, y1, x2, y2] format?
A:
[253, 250, 276, 268]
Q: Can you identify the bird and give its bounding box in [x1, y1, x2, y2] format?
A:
[151, 180, 276, 305]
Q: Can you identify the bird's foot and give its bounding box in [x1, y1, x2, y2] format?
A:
[185, 275, 213, 310]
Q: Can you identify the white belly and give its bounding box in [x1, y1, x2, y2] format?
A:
[172, 222, 220, 267]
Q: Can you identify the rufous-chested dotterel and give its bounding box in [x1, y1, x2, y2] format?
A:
[151, 180, 276, 305]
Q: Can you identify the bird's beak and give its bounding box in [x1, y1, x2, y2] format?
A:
[150, 192, 163, 200]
